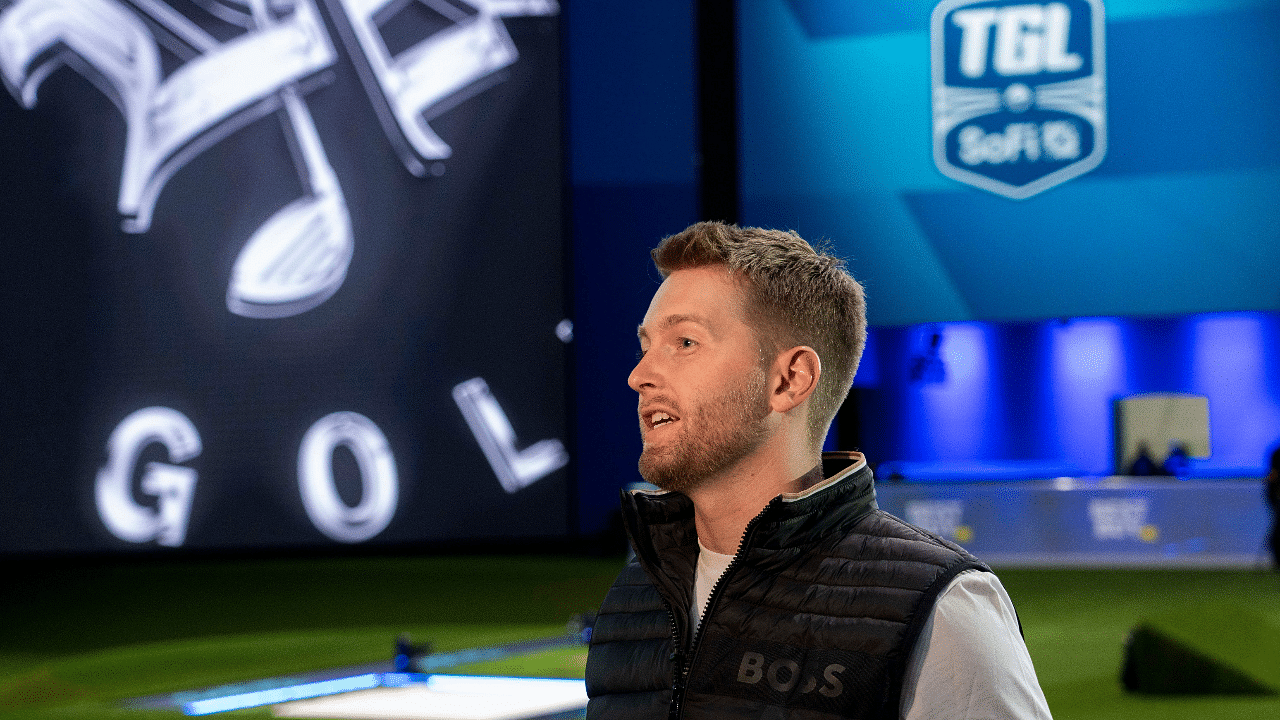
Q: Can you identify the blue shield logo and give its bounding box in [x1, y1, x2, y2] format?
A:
[932, 0, 1106, 199]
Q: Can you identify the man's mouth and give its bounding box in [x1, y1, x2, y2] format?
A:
[643, 408, 680, 431]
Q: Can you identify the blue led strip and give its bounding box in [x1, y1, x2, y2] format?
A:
[413, 633, 587, 673]
[139, 630, 591, 715]
[183, 673, 383, 715]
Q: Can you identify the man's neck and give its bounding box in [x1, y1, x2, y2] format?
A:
[688, 442, 820, 555]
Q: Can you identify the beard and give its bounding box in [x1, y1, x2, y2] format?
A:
[637, 368, 772, 494]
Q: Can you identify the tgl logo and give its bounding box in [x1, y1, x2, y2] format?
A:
[931, 0, 1106, 199]
[951, 3, 1082, 78]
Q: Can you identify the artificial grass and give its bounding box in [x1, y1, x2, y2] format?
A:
[3, 557, 1279, 719]
[2, 555, 621, 719]
[997, 567, 1280, 720]
[446, 645, 590, 679]
[0, 624, 564, 710]
[3, 556, 622, 655]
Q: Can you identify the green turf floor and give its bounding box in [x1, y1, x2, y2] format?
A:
[998, 567, 1280, 720]
[2, 555, 1278, 719]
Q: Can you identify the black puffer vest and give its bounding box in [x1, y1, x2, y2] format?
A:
[585, 453, 990, 720]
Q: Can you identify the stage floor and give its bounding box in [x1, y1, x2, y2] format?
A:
[274, 675, 587, 720]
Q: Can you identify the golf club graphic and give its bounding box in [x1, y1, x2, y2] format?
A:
[326, 0, 558, 176]
[228, 0, 352, 317]
[1, 0, 569, 544]
[0, 0, 342, 316]
[0, 0, 558, 317]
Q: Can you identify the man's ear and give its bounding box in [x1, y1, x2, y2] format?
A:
[769, 346, 821, 414]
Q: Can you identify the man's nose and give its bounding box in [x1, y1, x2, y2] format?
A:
[628, 353, 657, 393]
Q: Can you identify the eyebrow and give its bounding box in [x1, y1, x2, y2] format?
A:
[636, 313, 714, 340]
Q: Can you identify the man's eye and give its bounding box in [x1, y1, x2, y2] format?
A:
[679, 338, 695, 349]
[635, 349, 647, 360]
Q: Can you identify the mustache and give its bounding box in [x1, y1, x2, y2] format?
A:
[638, 396, 681, 418]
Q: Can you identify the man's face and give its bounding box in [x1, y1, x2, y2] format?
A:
[629, 266, 773, 493]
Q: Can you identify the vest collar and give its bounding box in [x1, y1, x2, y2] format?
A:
[621, 451, 879, 560]
[780, 451, 867, 502]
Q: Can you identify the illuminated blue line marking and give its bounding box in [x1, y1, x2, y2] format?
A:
[414, 633, 584, 672]
[183, 673, 381, 715]
[154, 631, 587, 714]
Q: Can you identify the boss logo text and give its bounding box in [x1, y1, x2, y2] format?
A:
[736, 652, 845, 697]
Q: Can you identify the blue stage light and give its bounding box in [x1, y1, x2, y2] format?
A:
[183, 673, 381, 715]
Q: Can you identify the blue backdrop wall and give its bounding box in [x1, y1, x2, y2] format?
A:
[566, 0, 699, 535]
[856, 312, 1280, 480]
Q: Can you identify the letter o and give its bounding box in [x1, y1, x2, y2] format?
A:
[298, 412, 398, 543]
[767, 658, 800, 692]
[1042, 120, 1081, 160]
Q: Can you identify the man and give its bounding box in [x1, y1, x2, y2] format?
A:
[585, 222, 1051, 719]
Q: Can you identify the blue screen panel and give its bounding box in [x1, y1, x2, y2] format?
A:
[739, 0, 1280, 326]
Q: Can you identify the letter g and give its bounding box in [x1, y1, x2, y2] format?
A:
[95, 407, 201, 547]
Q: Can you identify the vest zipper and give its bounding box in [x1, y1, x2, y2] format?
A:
[662, 595, 685, 720]
[667, 497, 779, 720]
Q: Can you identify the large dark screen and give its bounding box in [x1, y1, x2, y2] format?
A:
[0, 0, 568, 552]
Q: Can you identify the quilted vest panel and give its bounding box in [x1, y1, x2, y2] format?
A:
[587, 505, 988, 720]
